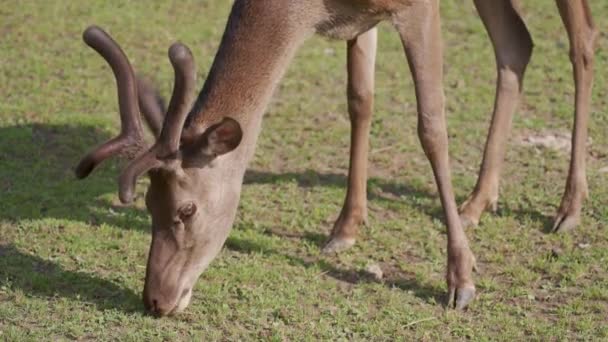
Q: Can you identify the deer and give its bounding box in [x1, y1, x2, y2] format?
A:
[75, 0, 596, 316]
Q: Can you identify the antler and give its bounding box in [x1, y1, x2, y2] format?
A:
[75, 26, 146, 179]
[137, 76, 166, 139]
[119, 43, 197, 203]
[76, 25, 197, 204]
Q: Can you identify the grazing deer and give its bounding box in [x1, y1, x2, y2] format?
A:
[75, 0, 596, 316]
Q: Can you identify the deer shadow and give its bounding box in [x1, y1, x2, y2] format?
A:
[0, 123, 147, 314]
[493, 205, 555, 233]
[0, 123, 150, 231]
[243, 169, 446, 225]
[225, 234, 445, 305]
[0, 244, 141, 313]
[244, 170, 554, 234]
[0, 122, 547, 234]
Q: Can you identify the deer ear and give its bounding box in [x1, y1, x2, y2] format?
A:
[202, 117, 243, 156]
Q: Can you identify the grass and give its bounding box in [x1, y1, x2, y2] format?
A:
[1, 0, 607, 340]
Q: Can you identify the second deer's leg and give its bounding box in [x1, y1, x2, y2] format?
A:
[459, 0, 533, 227]
[552, 0, 597, 232]
[394, 1, 475, 310]
[323, 28, 377, 254]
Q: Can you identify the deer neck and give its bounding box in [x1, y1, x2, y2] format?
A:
[185, 1, 315, 174]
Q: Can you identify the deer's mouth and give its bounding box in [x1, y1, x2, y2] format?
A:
[172, 287, 193, 314]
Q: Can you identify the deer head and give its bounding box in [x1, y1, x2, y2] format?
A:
[76, 26, 244, 316]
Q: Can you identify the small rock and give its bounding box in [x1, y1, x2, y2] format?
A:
[520, 133, 571, 151]
[365, 263, 383, 281]
[450, 79, 465, 89]
[324, 48, 335, 56]
[577, 243, 591, 249]
[599, 166, 608, 173]
[551, 247, 563, 259]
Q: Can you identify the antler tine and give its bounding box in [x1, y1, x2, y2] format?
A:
[118, 43, 196, 203]
[118, 153, 163, 203]
[159, 43, 197, 153]
[75, 26, 145, 179]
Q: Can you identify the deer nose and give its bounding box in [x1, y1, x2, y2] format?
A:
[145, 298, 174, 317]
[143, 292, 175, 317]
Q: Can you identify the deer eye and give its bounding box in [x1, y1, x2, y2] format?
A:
[178, 202, 197, 220]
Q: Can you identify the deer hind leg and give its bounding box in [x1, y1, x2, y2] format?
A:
[552, 0, 597, 233]
[394, 0, 475, 310]
[323, 27, 377, 254]
[459, 0, 533, 228]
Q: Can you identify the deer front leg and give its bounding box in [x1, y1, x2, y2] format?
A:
[459, 0, 533, 228]
[323, 28, 377, 254]
[552, 0, 597, 233]
[394, 1, 475, 310]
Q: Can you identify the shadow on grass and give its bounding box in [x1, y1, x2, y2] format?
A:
[496, 205, 556, 233]
[225, 234, 445, 305]
[0, 123, 153, 314]
[1, 124, 444, 230]
[0, 123, 149, 231]
[244, 169, 446, 224]
[0, 244, 141, 313]
[474, 203, 555, 233]
[0, 123, 560, 234]
[244, 170, 558, 233]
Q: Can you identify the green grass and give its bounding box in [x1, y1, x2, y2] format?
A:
[1, 1, 607, 340]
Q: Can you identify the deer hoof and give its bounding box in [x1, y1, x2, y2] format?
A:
[551, 211, 580, 233]
[322, 236, 355, 254]
[459, 192, 498, 229]
[459, 213, 479, 229]
[446, 286, 476, 311]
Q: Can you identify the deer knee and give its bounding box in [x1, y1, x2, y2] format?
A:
[417, 112, 448, 157]
[569, 27, 598, 70]
[347, 87, 373, 121]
